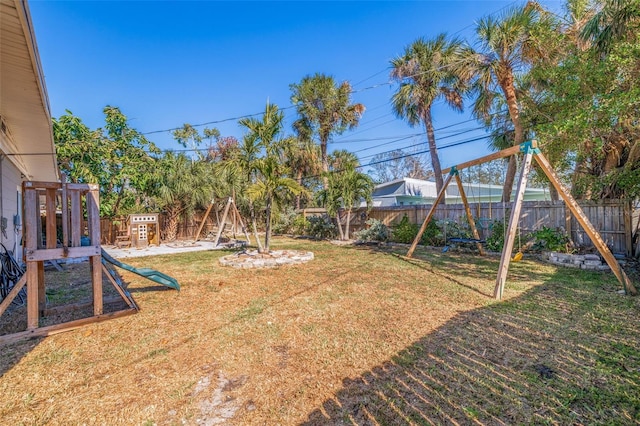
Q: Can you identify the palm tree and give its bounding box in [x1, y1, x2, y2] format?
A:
[390, 34, 467, 193]
[317, 160, 373, 241]
[467, 4, 543, 201]
[328, 149, 359, 172]
[284, 133, 320, 209]
[290, 73, 365, 189]
[247, 156, 304, 251]
[338, 168, 374, 240]
[149, 152, 214, 241]
[239, 102, 306, 252]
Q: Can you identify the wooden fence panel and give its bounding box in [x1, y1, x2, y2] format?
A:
[94, 199, 636, 255]
[349, 199, 634, 254]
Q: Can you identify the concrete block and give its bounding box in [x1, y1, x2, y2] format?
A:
[584, 254, 601, 261]
[583, 259, 602, 266]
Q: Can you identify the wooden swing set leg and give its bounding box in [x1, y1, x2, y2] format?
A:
[455, 174, 484, 255]
[407, 173, 454, 258]
[494, 151, 533, 299]
[534, 153, 637, 296]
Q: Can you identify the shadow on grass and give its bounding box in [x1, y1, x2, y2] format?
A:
[302, 270, 640, 425]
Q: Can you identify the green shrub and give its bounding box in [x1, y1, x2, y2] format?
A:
[391, 215, 419, 244]
[272, 207, 300, 235]
[529, 226, 571, 252]
[355, 219, 389, 242]
[390, 215, 444, 246]
[486, 220, 505, 252]
[304, 215, 336, 240]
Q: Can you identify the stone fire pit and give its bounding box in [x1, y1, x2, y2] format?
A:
[219, 249, 314, 269]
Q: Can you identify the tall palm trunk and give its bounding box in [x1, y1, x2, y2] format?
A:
[423, 110, 444, 192]
[248, 201, 264, 252]
[165, 209, 180, 242]
[499, 70, 524, 202]
[263, 196, 272, 253]
[344, 208, 352, 240]
[296, 169, 303, 210]
[335, 210, 345, 240]
[321, 138, 329, 189]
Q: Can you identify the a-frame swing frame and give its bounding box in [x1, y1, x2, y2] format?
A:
[193, 197, 252, 246]
[407, 140, 638, 299]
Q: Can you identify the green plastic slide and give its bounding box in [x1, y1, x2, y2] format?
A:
[101, 249, 180, 291]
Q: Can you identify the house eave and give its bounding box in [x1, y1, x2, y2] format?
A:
[0, 0, 59, 182]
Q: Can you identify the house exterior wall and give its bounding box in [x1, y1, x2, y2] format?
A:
[0, 155, 23, 258]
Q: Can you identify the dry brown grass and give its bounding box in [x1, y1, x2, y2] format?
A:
[0, 237, 638, 425]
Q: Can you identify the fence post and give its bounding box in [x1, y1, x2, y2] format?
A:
[624, 200, 633, 257]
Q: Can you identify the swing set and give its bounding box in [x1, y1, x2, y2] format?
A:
[193, 197, 251, 246]
[407, 140, 638, 300]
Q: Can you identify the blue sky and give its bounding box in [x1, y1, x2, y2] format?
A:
[29, 0, 563, 173]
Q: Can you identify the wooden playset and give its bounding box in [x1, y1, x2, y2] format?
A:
[407, 141, 637, 299]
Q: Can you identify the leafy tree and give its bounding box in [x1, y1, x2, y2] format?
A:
[53, 106, 160, 217]
[172, 123, 203, 160]
[390, 34, 467, 193]
[290, 73, 365, 188]
[368, 149, 432, 183]
[580, 0, 640, 54]
[523, 0, 640, 199]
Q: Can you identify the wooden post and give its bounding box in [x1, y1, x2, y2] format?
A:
[534, 153, 637, 296]
[24, 184, 39, 329]
[624, 201, 633, 258]
[193, 201, 215, 242]
[232, 200, 252, 245]
[61, 177, 69, 250]
[455, 174, 484, 255]
[214, 198, 232, 246]
[70, 190, 82, 247]
[0, 275, 27, 318]
[87, 186, 103, 315]
[37, 261, 45, 313]
[407, 172, 454, 258]
[494, 149, 534, 299]
[26, 261, 39, 329]
[442, 144, 522, 174]
[45, 188, 57, 249]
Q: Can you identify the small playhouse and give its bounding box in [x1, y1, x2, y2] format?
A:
[126, 214, 160, 248]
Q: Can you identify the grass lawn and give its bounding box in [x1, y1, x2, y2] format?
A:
[1, 237, 638, 425]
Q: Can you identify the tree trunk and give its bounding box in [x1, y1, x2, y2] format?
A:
[165, 211, 179, 242]
[345, 209, 352, 240]
[423, 110, 444, 192]
[502, 156, 518, 203]
[263, 196, 272, 253]
[548, 183, 559, 201]
[321, 139, 329, 189]
[249, 202, 264, 252]
[499, 69, 524, 202]
[296, 170, 303, 210]
[335, 210, 345, 240]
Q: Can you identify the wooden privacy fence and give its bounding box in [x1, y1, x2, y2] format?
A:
[94, 200, 637, 256]
[344, 199, 637, 256]
[94, 211, 211, 245]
